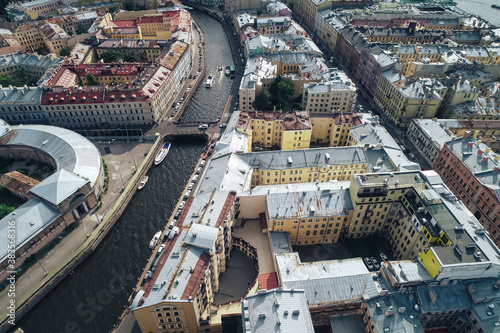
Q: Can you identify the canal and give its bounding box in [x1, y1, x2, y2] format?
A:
[15, 10, 234, 333]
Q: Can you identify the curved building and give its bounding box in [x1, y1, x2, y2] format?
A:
[0, 120, 104, 280]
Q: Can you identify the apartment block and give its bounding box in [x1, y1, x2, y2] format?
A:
[132, 192, 237, 333]
[266, 182, 353, 245]
[235, 111, 312, 151]
[39, 63, 175, 127]
[96, 39, 162, 62]
[374, 73, 443, 127]
[310, 112, 361, 146]
[407, 118, 455, 167]
[301, 71, 357, 113]
[434, 133, 500, 244]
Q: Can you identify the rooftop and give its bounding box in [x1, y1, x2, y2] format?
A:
[275, 253, 380, 307]
[4, 124, 102, 187]
[242, 288, 314, 333]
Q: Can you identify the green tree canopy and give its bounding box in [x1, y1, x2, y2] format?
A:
[100, 50, 122, 63]
[15, 66, 31, 84]
[123, 50, 136, 62]
[124, 0, 134, 11]
[86, 73, 98, 86]
[76, 25, 88, 35]
[67, 30, 74, 36]
[59, 47, 71, 57]
[108, 6, 117, 13]
[254, 90, 271, 111]
[269, 75, 294, 110]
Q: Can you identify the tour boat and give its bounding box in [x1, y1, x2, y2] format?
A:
[225, 66, 230, 76]
[138, 176, 149, 190]
[205, 76, 213, 88]
[492, 4, 500, 9]
[149, 231, 162, 249]
[154, 142, 171, 165]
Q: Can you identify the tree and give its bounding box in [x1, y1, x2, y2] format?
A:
[254, 90, 271, 111]
[100, 50, 122, 63]
[76, 25, 88, 35]
[123, 50, 136, 62]
[256, 9, 263, 16]
[0, 75, 13, 87]
[15, 67, 31, 85]
[108, 6, 117, 13]
[124, 0, 134, 11]
[67, 30, 74, 36]
[269, 76, 294, 110]
[276, 80, 294, 110]
[86, 74, 98, 86]
[0, 204, 15, 220]
[59, 47, 71, 57]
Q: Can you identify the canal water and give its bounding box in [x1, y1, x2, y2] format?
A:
[15, 10, 234, 333]
[180, 11, 235, 124]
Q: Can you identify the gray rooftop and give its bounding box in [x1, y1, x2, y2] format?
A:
[276, 253, 380, 307]
[29, 169, 89, 205]
[242, 288, 314, 333]
[185, 223, 219, 250]
[266, 187, 352, 220]
[0, 197, 60, 263]
[5, 124, 102, 187]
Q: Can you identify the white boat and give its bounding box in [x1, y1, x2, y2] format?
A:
[138, 176, 149, 190]
[154, 142, 171, 165]
[149, 231, 162, 249]
[205, 76, 213, 88]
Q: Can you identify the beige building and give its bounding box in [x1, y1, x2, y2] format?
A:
[235, 111, 312, 151]
[374, 72, 443, 127]
[301, 73, 357, 113]
[40, 63, 176, 127]
[132, 192, 237, 333]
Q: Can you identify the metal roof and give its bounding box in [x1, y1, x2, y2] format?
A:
[6, 125, 102, 187]
[185, 223, 219, 250]
[0, 197, 60, 262]
[242, 288, 314, 333]
[29, 169, 88, 205]
[276, 253, 379, 307]
[266, 187, 352, 220]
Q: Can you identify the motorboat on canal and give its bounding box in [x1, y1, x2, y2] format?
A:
[225, 66, 230, 76]
[205, 76, 213, 88]
[154, 142, 171, 165]
[149, 231, 162, 249]
[138, 176, 149, 190]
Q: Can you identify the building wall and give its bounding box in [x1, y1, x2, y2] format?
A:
[310, 115, 354, 146]
[133, 301, 199, 333]
[302, 83, 356, 113]
[268, 211, 352, 245]
[374, 76, 442, 128]
[434, 144, 500, 244]
[250, 162, 368, 188]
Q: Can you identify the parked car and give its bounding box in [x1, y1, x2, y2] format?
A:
[188, 183, 194, 190]
[363, 257, 374, 270]
[196, 167, 202, 174]
[370, 257, 380, 269]
[178, 201, 185, 209]
[157, 244, 166, 254]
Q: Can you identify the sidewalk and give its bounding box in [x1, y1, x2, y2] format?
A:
[0, 142, 153, 324]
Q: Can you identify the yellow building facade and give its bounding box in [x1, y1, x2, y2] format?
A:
[374, 75, 442, 127]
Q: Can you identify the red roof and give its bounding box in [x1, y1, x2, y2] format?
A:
[258, 273, 278, 290]
[137, 16, 163, 24]
[112, 20, 136, 27]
